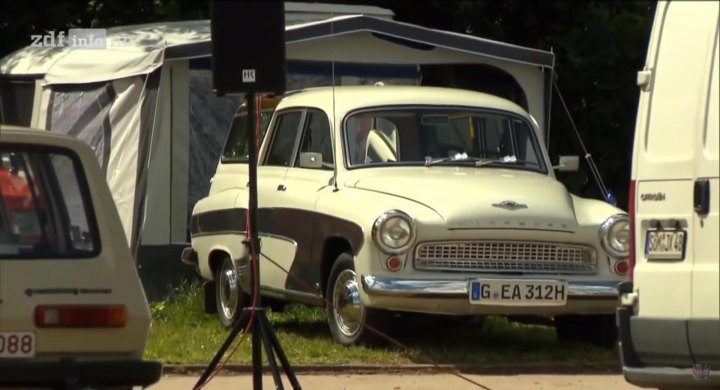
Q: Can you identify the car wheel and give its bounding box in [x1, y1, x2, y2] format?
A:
[215, 256, 248, 329]
[555, 314, 616, 349]
[325, 252, 390, 346]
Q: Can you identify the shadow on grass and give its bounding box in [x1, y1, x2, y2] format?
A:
[267, 305, 617, 365]
[148, 283, 618, 367]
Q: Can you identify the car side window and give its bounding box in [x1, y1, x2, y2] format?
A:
[222, 108, 274, 162]
[296, 110, 334, 169]
[265, 111, 303, 167]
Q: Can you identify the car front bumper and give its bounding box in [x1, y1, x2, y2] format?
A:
[0, 358, 163, 388]
[360, 275, 620, 315]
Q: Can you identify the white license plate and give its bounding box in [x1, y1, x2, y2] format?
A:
[468, 279, 568, 306]
[0, 331, 36, 358]
[645, 229, 687, 260]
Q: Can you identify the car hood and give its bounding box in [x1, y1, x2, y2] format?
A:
[349, 168, 578, 231]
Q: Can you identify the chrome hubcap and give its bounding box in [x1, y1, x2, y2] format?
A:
[219, 262, 239, 320]
[332, 269, 363, 337]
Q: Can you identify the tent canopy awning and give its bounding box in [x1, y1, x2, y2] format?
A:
[0, 14, 554, 84]
[165, 15, 555, 68]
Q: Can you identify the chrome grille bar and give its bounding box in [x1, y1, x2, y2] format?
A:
[414, 241, 597, 274]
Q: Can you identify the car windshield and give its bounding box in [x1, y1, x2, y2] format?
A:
[343, 107, 547, 173]
[0, 147, 99, 259]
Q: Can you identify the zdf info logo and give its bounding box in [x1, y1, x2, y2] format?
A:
[30, 29, 131, 50]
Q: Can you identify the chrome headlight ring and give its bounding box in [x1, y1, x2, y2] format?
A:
[372, 210, 416, 254]
[599, 213, 630, 259]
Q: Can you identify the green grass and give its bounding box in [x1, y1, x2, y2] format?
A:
[144, 282, 618, 365]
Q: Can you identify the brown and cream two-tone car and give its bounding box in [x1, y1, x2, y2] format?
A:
[183, 85, 630, 348]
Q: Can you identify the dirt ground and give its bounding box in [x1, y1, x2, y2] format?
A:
[149, 373, 646, 390]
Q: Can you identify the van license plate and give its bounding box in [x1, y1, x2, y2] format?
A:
[468, 279, 567, 306]
[0, 332, 35, 358]
[645, 229, 686, 260]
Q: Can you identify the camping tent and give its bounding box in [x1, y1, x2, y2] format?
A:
[0, 2, 554, 299]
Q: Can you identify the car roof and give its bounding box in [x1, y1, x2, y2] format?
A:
[274, 85, 530, 118]
[0, 125, 90, 151]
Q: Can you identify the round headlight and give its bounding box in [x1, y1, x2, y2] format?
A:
[599, 214, 630, 259]
[372, 210, 416, 254]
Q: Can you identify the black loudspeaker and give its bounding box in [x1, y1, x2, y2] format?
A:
[210, 0, 287, 95]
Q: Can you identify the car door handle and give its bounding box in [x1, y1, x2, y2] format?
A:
[694, 179, 710, 215]
[277, 184, 287, 192]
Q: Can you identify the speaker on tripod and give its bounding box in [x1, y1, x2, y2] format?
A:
[210, 0, 287, 96]
[196, 1, 297, 389]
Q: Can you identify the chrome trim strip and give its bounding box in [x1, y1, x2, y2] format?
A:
[262, 286, 323, 305]
[360, 275, 620, 299]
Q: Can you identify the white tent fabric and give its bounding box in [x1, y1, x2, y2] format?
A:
[37, 75, 148, 241]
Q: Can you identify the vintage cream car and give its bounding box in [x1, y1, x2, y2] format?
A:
[185, 85, 630, 347]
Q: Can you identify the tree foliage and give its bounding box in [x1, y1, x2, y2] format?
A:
[0, 0, 656, 208]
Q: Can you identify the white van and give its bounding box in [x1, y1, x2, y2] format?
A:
[617, 1, 720, 389]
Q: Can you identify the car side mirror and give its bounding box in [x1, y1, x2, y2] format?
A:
[298, 152, 323, 169]
[554, 155, 580, 172]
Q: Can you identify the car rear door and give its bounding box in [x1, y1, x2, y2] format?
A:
[688, 18, 720, 367]
[0, 143, 149, 360]
[630, 0, 715, 368]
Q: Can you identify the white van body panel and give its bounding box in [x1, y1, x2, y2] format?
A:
[632, 0, 719, 320]
[620, 1, 720, 388]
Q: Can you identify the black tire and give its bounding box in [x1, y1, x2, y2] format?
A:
[214, 256, 248, 329]
[325, 252, 391, 346]
[555, 314, 617, 349]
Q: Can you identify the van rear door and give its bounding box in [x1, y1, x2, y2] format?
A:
[688, 18, 720, 367]
[631, 0, 718, 368]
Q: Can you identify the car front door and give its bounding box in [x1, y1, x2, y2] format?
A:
[255, 109, 306, 293]
[278, 108, 335, 299]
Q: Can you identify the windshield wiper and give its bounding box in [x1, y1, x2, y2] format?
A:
[424, 154, 522, 167]
[477, 155, 519, 166]
[424, 153, 485, 167]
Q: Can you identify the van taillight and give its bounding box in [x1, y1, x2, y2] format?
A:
[628, 180, 637, 280]
[34, 305, 127, 328]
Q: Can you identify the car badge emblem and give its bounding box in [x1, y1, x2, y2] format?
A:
[492, 200, 528, 211]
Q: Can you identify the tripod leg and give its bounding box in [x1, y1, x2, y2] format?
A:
[258, 311, 285, 390]
[259, 312, 303, 390]
[252, 308, 263, 389]
[194, 308, 251, 389]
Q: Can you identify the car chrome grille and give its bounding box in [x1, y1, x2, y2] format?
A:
[414, 241, 597, 274]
